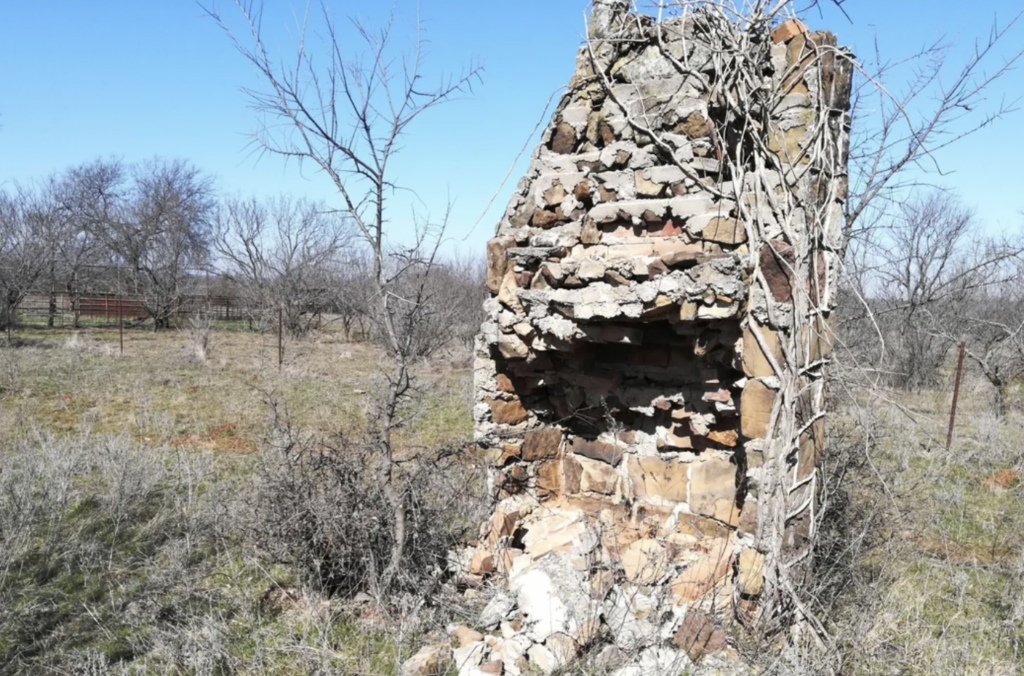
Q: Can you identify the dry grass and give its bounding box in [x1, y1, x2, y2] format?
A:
[0, 324, 473, 451]
[2, 325, 1023, 675]
[797, 367, 1024, 676]
[0, 324, 481, 675]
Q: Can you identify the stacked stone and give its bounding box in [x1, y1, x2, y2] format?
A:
[444, 5, 851, 676]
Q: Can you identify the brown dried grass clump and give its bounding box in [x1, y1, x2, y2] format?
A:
[983, 468, 1021, 491]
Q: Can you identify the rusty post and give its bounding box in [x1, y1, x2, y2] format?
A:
[278, 305, 284, 369]
[946, 340, 966, 451]
[118, 302, 124, 357]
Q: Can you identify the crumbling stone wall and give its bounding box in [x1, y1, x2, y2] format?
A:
[458, 3, 851, 674]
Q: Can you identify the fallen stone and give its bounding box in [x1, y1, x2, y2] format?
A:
[546, 633, 579, 669]
[521, 512, 589, 560]
[526, 644, 559, 675]
[603, 587, 658, 651]
[453, 625, 486, 647]
[401, 642, 452, 676]
[479, 592, 516, 629]
[478, 660, 503, 676]
[453, 641, 488, 676]
[493, 633, 531, 669]
[488, 509, 521, 546]
[511, 552, 593, 643]
[672, 610, 727, 664]
[470, 549, 496, 575]
[591, 644, 627, 671]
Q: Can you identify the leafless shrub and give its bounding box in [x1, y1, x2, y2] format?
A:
[253, 421, 487, 600]
[62, 330, 86, 351]
[841, 191, 1023, 389]
[183, 307, 215, 363]
[0, 433, 230, 672]
[214, 195, 352, 337]
[927, 270, 1024, 418]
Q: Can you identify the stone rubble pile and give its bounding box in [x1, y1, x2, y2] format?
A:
[404, 4, 851, 675]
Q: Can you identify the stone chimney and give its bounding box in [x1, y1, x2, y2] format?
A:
[458, 8, 852, 675]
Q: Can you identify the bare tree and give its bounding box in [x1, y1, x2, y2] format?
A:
[929, 271, 1024, 418]
[846, 192, 1022, 388]
[38, 163, 119, 328]
[214, 195, 350, 335]
[0, 186, 52, 331]
[328, 248, 374, 340]
[208, 1, 482, 595]
[79, 158, 216, 330]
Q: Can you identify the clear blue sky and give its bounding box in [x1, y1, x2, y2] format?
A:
[2, 1, 1023, 256]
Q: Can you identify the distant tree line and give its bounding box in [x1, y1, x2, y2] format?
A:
[0, 157, 486, 343]
[840, 190, 1024, 416]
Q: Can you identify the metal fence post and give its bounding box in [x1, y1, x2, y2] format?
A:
[946, 341, 966, 451]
